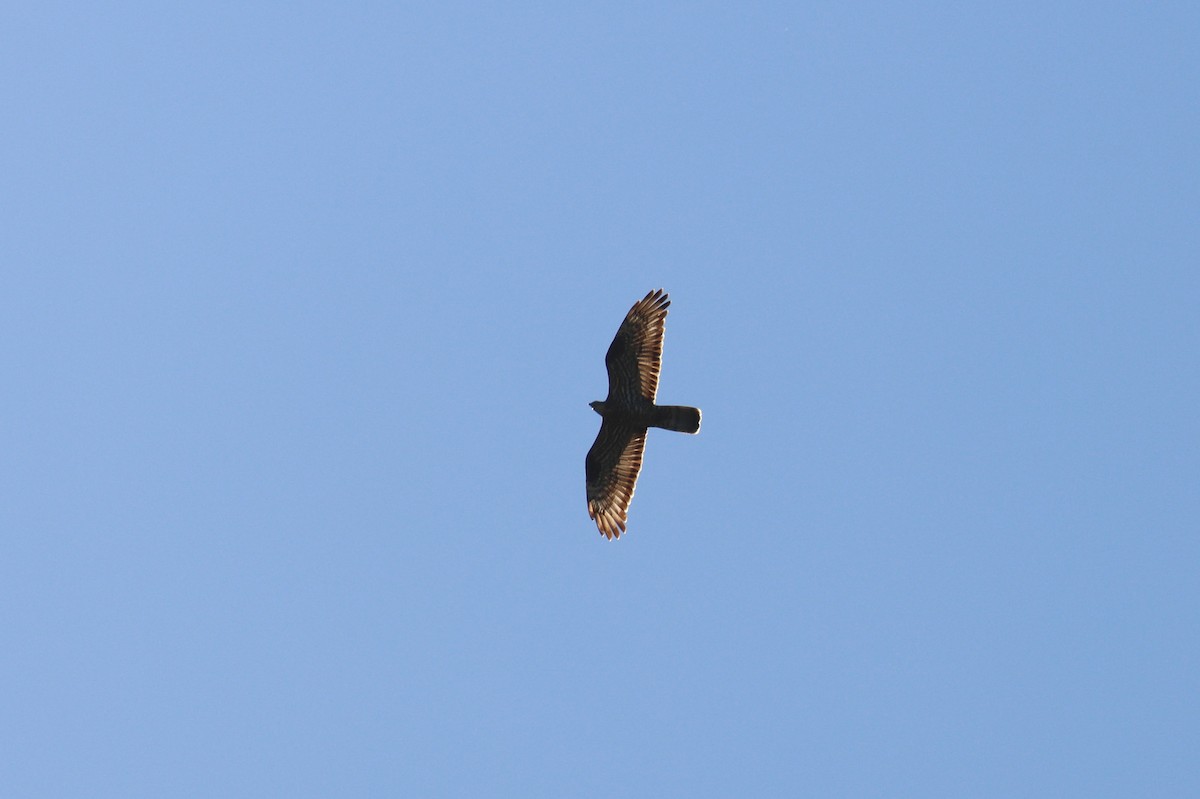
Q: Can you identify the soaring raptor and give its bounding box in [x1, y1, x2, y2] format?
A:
[586, 289, 701, 539]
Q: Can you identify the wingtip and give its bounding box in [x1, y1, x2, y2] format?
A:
[642, 288, 670, 312]
[588, 500, 625, 540]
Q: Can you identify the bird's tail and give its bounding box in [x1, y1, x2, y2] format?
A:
[651, 405, 702, 434]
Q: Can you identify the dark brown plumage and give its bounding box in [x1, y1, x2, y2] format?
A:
[586, 289, 701, 539]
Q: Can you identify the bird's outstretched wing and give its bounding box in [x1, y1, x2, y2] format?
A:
[604, 289, 670, 406]
[585, 420, 647, 540]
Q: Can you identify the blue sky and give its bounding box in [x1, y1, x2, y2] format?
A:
[3, 3, 1197, 796]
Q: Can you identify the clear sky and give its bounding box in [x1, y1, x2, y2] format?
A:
[3, 3, 1197, 796]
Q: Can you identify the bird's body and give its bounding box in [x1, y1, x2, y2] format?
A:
[589, 400, 701, 433]
[585, 289, 701, 539]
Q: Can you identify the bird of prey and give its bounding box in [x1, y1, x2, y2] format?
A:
[586, 289, 701, 539]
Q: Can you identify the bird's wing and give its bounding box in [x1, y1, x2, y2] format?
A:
[585, 420, 647, 539]
[604, 289, 670, 405]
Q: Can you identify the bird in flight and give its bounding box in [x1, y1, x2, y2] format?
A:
[586, 289, 701, 539]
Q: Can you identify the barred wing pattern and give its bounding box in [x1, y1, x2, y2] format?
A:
[605, 289, 669, 404]
[585, 422, 647, 540]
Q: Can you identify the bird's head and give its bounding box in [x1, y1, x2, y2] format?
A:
[589, 400, 606, 415]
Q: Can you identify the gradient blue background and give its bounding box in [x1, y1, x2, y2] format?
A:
[4, 3, 1197, 796]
